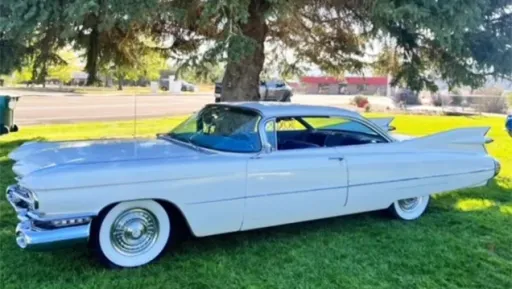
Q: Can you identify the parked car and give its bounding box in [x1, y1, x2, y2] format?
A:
[506, 114, 512, 136]
[7, 103, 499, 268]
[181, 81, 197, 92]
[215, 79, 292, 102]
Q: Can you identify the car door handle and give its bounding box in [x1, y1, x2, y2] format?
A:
[328, 157, 344, 161]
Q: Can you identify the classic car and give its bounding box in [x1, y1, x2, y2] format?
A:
[215, 79, 293, 102]
[6, 102, 500, 268]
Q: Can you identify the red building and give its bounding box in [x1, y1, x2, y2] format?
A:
[300, 76, 388, 95]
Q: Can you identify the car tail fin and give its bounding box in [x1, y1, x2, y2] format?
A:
[368, 117, 396, 131]
[400, 127, 493, 154]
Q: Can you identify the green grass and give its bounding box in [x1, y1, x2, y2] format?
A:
[1, 114, 511, 289]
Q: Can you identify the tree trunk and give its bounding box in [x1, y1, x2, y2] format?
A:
[221, 0, 268, 102]
[85, 26, 100, 86]
[117, 77, 123, 91]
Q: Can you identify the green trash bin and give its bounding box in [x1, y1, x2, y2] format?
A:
[0, 95, 20, 135]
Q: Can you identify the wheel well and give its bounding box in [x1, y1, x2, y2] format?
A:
[156, 199, 194, 238]
[89, 199, 194, 246]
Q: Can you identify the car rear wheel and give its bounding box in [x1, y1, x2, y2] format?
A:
[92, 200, 171, 268]
[388, 195, 430, 220]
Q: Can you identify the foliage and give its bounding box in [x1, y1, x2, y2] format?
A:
[0, 114, 511, 289]
[351, 95, 370, 108]
[372, 45, 400, 77]
[178, 63, 225, 84]
[1, 0, 512, 98]
[157, 0, 512, 99]
[0, 0, 69, 85]
[12, 66, 34, 84]
[139, 50, 169, 81]
[99, 43, 168, 89]
[48, 50, 80, 83]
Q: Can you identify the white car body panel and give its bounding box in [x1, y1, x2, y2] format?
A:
[7, 103, 498, 240]
[243, 147, 348, 230]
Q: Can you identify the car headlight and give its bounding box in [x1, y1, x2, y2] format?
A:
[8, 185, 39, 210]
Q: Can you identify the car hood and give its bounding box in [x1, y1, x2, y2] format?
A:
[10, 138, 200, 178]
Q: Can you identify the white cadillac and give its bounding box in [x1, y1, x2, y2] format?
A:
[6, 102, 500, 268]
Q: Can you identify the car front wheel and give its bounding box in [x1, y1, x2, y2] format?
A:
[388, 195, 430, 220]
[92, 200, 171, 268]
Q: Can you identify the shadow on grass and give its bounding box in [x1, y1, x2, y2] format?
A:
[0, 138, 45, 155]
[431, 178, 512, 214]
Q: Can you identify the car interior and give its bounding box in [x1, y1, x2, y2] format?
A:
[272, 117, 388, 150]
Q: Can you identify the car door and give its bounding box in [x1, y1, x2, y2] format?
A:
[241, 119, 348, 231]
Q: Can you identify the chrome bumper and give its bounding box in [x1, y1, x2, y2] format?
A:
[6, 185, 92, 250]
[15, 220, 90, 250]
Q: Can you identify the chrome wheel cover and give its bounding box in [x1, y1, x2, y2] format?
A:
[110, 208, 159, 256]
[398, 197, 421, 212]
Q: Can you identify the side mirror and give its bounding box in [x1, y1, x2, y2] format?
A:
[388, 126, 396, 132]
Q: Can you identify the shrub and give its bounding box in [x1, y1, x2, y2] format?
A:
[391, 89, 421, 106]
[430, 93, 452, 107]
[352, 95, 369, 108]
[475, 96, 509, 113]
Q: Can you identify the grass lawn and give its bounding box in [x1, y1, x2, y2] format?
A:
[0, 114, 511, 289]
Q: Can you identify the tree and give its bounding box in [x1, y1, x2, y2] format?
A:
[153, 0, 512, 101]
[2, 0, 512, 98]
[0, 0, 69, 86]
[138, 50, 169, 81]
[12, 65, 34, 85]
[48, 50, 80, 84]
[66, 0, 161, 85]
[178, 63, 225, 84]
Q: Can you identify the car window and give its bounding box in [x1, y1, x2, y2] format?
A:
[266, 115, 387, 151]
[276, 117, 307, 131]
[303, 117, 380, 136]
[168, 106, 262, 153]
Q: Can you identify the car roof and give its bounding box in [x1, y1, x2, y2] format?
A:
[214, 102, 362, 119]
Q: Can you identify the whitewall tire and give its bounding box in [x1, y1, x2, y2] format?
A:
[94, 200, 171, 268]
[388, 195, 430, 220]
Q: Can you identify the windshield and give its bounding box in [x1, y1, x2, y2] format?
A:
[168, 105, 262, 153]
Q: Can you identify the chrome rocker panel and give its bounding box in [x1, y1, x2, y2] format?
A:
[6, 185, 94, 250]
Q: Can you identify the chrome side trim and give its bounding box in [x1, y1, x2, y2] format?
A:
[26, 211, 96, 222]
